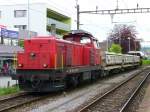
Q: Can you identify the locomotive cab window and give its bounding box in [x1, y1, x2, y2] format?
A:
[93, 40, 99, 48]
[64, 37, 74, 41]
[80, 37, 91, 44]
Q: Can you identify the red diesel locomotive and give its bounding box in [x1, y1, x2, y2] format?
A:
[14, 30, 102, 92]
[12, 30, 140, 92]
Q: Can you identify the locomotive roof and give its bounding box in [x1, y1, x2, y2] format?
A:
[69, 30, 92, 35]
[65, 30, 98, 40]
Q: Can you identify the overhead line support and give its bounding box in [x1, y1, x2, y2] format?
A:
[79, 8, 150, 15]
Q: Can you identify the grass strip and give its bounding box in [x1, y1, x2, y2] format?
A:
[142, 59, 150, 65]
[0, 86, 20, 96]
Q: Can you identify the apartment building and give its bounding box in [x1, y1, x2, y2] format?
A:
[0, 3, 71, 38]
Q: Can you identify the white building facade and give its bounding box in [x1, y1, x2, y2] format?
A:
[0, 3, 71, 38]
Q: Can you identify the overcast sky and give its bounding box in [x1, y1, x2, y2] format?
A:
[0, 0, 150, 43]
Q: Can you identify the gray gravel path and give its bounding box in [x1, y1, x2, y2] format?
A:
[28, 69, 141, 112]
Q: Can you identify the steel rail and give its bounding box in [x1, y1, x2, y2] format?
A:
[78, 69, 148, 112]
[0, 92, 27, 102]
[119, 72, 150, 112]
[0, 68, 147, 112]
[0, 93, 50, 112]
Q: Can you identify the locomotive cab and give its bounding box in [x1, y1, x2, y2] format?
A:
[14, 30, 102, 92]
[63, 30, 100, 48]
[63, 30, 101, 65]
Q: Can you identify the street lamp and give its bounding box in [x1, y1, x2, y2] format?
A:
[134, 38, 143, 51]
[134, 39, 137, 51]
[107, 37, 109, 51]
[107, 37, 112, 51]
[128, 37, 131, 52]
[116, 37, 121, 46]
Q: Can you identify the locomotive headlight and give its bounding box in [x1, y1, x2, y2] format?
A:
[18, 64, 23, 67]
[43, 64, 48, 68]
[30, 52, 35, 57]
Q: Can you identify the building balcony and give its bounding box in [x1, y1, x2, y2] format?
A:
[47, 18, 70, 31]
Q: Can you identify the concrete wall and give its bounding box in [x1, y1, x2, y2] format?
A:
[19, 30, 37, 39]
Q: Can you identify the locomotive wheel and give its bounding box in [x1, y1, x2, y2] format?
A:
[66, 76, 79, 88]
[18, 77, 25, 84]
[72, 76, 78, 87]
[91, 74, 96, 82]
[31, 80, 42, 88]
[101, 70, 109, 77]
[30, 75, 43, 89]
[91, 70, 100, 82]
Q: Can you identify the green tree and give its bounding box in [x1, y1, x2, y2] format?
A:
[109, 43, 122, 53]
[18, 39, 24, 48]
[108, 24, 141, 53]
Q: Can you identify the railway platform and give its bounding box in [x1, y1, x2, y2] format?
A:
[138, 82, 150, 112]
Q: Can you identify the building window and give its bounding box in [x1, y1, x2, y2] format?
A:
[12, 39, 18, 46]
[14, 25, 27, 30]
[14, 10, 27, 17]
[3, 38, 18, 46]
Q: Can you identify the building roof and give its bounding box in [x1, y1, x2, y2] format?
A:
[47, 8, 70, 20]
[0, 44, 23, 57]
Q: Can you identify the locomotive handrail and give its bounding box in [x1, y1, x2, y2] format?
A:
[54, 54, 57, 69]
[13, 52, 17, 69]
[61, 54, 64, 70]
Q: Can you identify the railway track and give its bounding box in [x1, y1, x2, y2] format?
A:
[78, 69, 150, 112]
[0, 68, 147, 112]
[32, 69, 145, 112]
[0, 92, 51, 112]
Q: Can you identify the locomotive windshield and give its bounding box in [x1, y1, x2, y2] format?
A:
[80, 37, 91, 44]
